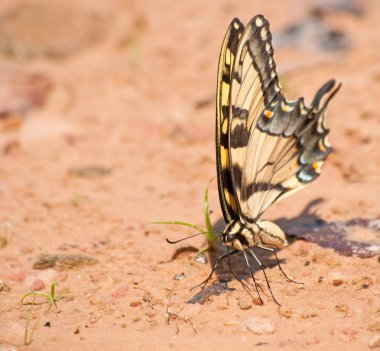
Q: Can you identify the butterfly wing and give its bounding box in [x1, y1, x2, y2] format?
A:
[216, 18, 244, 223]
[228, 15, 283, 220]
[242, 80, 341, 221]
[228, 15, 341, 222]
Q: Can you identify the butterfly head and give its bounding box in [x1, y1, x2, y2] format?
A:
[222, 218, 289, 251]
[222, 218, 257, 251]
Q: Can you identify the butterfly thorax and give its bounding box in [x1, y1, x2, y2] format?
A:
[222, 218, 289, 251]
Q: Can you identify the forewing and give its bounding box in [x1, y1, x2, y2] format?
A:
[216, 18, 244, 223]
[228, 15, 283, 219]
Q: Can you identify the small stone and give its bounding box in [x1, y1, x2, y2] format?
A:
[333, 279, 344, 286]
[369, 321, 380, 332]
[44, 322, 51, 327]
[112, 284, 128, 298]
[238, 297, 252, 310]
[31, 279, 45, 291]
[280, 309, 293, 318]
[335, 304, 348, 314]
[224, 320, 239, 326]
[130, 301, 142, 307]
[194, 253, 208, 264]
[369, 335, 380, 348]
[217, 303, 228, 310]
[329, 272, 346, 286]
[301, 312, 318, 319]
[244, 317, 275, 335]
[353, 276, 374, 289]
[173, 272, 185, 280]
[74, 328, 80, 335]
[89, 297, 105, 306]
[252, 297, 264, 306]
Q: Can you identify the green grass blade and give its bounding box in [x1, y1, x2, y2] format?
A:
[150, 221, 204, 233]
[203, 178, 216, 247]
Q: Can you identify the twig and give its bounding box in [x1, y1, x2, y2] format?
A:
[165, 295, 197, 334]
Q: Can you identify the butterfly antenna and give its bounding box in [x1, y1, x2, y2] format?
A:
[248, 249, 281, 306]
[166, 231, 222, 244]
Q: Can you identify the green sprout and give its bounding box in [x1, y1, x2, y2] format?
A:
[21, 281, 63, 311]
[152, 179, 217, 250]
[21, 281, 64, 345]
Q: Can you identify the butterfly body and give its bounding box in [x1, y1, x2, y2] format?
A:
[222, 218, 288, 251]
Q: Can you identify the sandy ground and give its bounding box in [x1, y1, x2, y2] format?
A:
[0, 0, 379, 350]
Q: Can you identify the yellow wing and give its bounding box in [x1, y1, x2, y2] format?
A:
[216, 18, 244, 223]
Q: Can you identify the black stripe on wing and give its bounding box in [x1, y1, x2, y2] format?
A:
[216, 18, 244, 223]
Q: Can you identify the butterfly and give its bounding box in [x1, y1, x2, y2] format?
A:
[211, 14, 341, 303]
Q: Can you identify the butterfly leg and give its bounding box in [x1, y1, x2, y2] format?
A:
[256, 245, 303, 285]
[243, 251, 262, 303]
[248, 249, 281, 306]
[191, 249, 239, 291]
[226, 246, 251, 291]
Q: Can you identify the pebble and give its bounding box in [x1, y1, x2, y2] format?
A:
[244, 317, 275, 335]
[31, 279, 45, 291]
[173, 272, 185, 280]
[335, 304, 348, 314]
[238, 297, 252, 310]
[329, 272, 346, 286]
[369, 335, 380, 348]
[353, 276, 374, 289]
[130, 301, 142, 307]
[280, 309, 293, 318]
[89, 297, 105, 306]
[333, 279, 344, 286]
[112, 284, 128, 298]
[369, 321, 380, 332]
[224, 320, 239, 326]
[194, 253, 208, 264]
[301, 312, 318, 319]
[217, 303, 228, 310]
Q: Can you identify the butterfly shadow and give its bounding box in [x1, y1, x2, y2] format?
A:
[207, 197, 379, 284]
[189, 199, 379, 303]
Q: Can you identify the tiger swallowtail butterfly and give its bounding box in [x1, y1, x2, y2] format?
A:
[212, 14, 341, 304]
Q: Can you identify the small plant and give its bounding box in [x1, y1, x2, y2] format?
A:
[21, 281, 64, 345]
[152, 179, 217, 250]
[21, 281, 62, 311]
